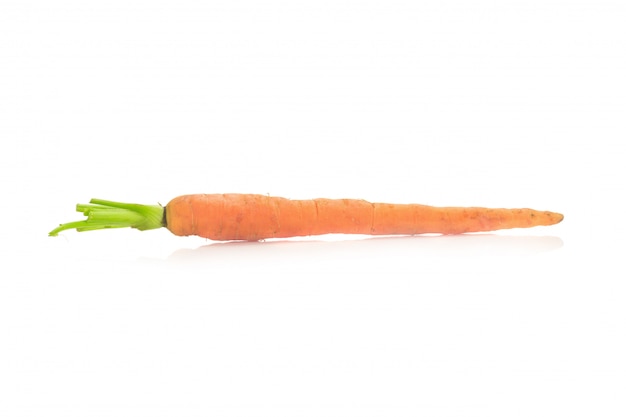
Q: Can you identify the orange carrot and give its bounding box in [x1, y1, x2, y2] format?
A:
[49, 194, 563, 240]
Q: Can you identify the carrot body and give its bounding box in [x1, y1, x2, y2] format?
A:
[165, 194, 563, 241]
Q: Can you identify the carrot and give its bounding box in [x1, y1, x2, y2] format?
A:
[49, 194, 563, 240]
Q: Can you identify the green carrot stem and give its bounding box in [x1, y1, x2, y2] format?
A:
[49, 199, 165, 236]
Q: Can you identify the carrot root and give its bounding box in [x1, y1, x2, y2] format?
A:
[165, 194, 564, 241]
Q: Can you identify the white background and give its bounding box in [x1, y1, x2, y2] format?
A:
[1, 1, 624, 416]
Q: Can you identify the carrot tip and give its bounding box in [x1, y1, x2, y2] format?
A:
[49, 199, 164, 236]
[546, 211, 564, 225]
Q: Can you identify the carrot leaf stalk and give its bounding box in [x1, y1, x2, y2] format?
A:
[49, 199, 164, 236]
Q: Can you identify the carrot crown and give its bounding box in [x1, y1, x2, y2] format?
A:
[49, 199, 164, 236]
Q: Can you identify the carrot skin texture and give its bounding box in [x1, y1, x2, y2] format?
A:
[165, 194, 563, 241]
